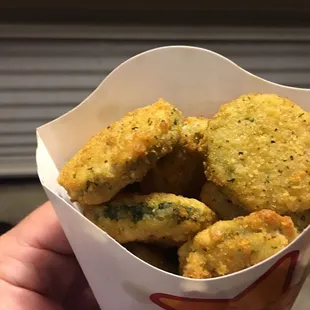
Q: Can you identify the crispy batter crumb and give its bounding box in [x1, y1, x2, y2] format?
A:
[141, 117, 209, 197]
[179, 210, 297, 279]
[83, 192, 217, 246]
[203, 93, 310, 214]
[58, 99, 183, 205]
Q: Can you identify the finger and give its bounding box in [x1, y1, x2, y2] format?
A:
[0, 239, 79, 302]
[7, 201, 72, 255]
[63, 268, 100, 310]
[72, 286, 101, 310]
[0, 202, 79, 302]
[0, 279, 63, 310]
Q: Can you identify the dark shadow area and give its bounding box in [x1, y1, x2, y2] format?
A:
[0, 222, 13, 235]
[0, 176, 41, 185]
[0, 3, 310, 26]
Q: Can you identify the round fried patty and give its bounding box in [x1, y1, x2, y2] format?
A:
[58, 99, 183, 205]
[178, 210, 297, 279]
[203, 93, 310, 214]
[83, 192, 217, 246]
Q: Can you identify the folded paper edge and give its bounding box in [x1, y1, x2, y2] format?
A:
[36, 45, 310, 133]
[35, 135, 310, 283]
[34, 45, 310, 283]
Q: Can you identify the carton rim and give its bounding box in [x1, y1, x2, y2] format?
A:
[37, 45, 310, 132]
[36, 45, 310, 283]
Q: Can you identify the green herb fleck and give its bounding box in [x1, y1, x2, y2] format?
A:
[172, 206, 193, 224]
[299, 113, 305, 118]
[158, 202, 173, 210]
[227, 178, 235, 183]
[104, 203, 152, 223]
[245, 117, 255, 122]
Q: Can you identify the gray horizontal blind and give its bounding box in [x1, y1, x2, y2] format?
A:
[0, 25, 310, 177]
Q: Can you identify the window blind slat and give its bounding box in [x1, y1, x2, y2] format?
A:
[0, 24, 309, 176]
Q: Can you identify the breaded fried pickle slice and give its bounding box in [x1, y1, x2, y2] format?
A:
[200, 181, 309, 232]
[203, 93, 310, 214]
[58, 99, 183, 205]
[124, 243, 178, 273]
[83, 193, 217, 246]
[141, 117, 209, 197]
[200, 181, 247, 220]
[179, 210, 297, 279]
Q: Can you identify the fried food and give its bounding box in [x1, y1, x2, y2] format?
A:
[203, 93, 310, 214]
[199, 181, 310, 232]
[178, 238, 192, 273]
[141, 117, 209, 197]
[58, 99, 183, 205]
[200, 176, 310, 232]
[179, 209, 297, 279]
[83, 192, 217, 246]
[200, 181, 247, 220]
[124, 243, 178, 273]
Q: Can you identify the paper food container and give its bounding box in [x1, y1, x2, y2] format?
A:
[36, 46, 310, 310]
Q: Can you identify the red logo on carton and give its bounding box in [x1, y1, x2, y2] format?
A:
[151, 251, 303, 310]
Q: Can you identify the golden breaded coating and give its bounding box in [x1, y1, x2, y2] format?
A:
[141, 117, 209, 197]
[124, 243, 178, 274]
[179, 210, 297, 279]
[83, 193, 217, 246]
[286, 210, 310, 232]
[178, 239, 192, 274]
[203, 93, 310, 214]
[200, 181, 310, 232]
[58, 99, 183, 205]
[200, 181, 247, 220]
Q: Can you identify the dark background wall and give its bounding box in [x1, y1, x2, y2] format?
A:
[0, 1, 310, 25]
[0, 2, 310, 227]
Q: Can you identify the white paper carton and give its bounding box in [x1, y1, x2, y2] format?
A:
[36, 46, 310, 310]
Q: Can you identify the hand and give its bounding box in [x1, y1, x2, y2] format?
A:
[0, 201, 100, 310]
